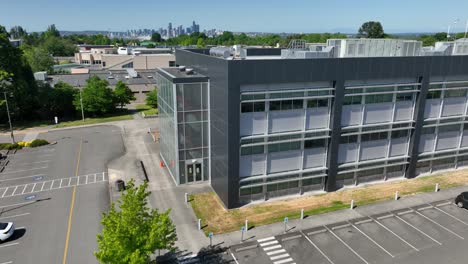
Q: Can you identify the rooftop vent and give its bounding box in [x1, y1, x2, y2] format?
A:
[185, 68, 194, 75]
[179, 66, 186, 72]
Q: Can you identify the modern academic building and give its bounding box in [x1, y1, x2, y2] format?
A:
[156, 38, 468, 209]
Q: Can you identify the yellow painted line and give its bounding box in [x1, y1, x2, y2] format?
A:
[62, 137, 83, 264]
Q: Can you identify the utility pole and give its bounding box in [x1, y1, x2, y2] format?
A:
[3, 92, 15, 144]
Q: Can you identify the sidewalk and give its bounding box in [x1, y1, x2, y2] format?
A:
[214, 184, 468, 247]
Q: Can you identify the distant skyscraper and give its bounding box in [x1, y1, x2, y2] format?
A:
[168, 23, 173, 38]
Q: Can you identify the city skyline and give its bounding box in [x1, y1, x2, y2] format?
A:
[3, 0, 468, 33]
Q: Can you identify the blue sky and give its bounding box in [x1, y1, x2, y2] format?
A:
[2, 0, 468, 33]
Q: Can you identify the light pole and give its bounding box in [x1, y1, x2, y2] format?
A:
[447, 19, 460, 40]
[3, 92, 15, 144]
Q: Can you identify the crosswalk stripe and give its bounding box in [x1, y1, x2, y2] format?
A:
[260, 240, 278, 247]
[263, 245, 282, 251]
[274, 258, 294, 264]
[267, 249, 286, 255]
[271, 253, 290, 260]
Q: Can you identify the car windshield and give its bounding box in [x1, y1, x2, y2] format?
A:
[0, 223, 8, 230]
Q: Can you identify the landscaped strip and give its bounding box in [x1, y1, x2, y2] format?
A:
[189, 169, 468, 235]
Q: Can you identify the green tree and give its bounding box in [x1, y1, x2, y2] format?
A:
[95, 179, 177, 264]
[358, 21, 385, 38]
[41, 36, 77, 56]
[113, 81, 135, 108]
[43, 24, 60, 38]
[145, 89, 158, 108]
[151, 32, 162, 43]
[196, 38, 205, 48]
[73, 76, 115, 115]
[434, 32, 448, 41]
[21, 46, 54, 73]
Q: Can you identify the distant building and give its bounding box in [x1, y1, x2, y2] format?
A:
[74, 47, 175, 70]
[156, 38, 468, 208]
[8, 38, 22, 47]
[49, 69, 157, 103]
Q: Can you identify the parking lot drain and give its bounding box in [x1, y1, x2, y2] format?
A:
[25, 194, 36, 200]
[307, 229, 327, 236]
[235, 244, 258, 252]
[281, 235, 302, 242]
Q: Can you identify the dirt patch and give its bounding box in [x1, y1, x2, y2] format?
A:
[190, 169, 468, 234]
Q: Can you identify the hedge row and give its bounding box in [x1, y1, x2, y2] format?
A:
[0, 139, 50, 150]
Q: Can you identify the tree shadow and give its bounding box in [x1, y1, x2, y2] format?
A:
[156, 245, 235, 264]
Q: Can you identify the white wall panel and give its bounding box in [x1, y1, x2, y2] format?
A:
[462, 130, 468, 147]
[389, 137, 408, 157]
[424, 99, 441, 119]
[419, 134, 435, 153]
[239, 154, 266, 177]
[306, 107, 329, 129]
[341, 105, 362, 126]
[360, 139, 388, 161]
[441, 97, 466, 117]
[303, 148, 326, 168]
[269, 110, 303, 133]
[363, 103, 393, 124]
[394, 101, 413, 121]
[240, 112, 267, 136]
[338, 143, 358, 164]
[267, 150, 301, 173]
[436, 131, 460, 151]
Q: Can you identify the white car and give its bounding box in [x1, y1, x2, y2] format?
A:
[0, 222, 14, 242]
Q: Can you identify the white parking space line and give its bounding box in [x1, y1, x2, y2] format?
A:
[324, 226, 369, 264]
[0, 201, 35, 209]
[350, 223, 394, 258]
[0, 261, 13, 264]
[369, 216, 419, 251]
[433, 206, 468, 226]
[413, 210, 464, 240]
[229, 250, 240, 264]
[394, 215, 442, 245]
[0, 242, 19, 249]
[1, 166, 48, 174]
[301, 231, 334, 264]
[11, 186, 18, 196]
[1, 188, 7, 198]
[15, 160, 50, 165]
[0, 174, 46, 182]
[20, 185, 27, 194]
[0, 213, 30, 220]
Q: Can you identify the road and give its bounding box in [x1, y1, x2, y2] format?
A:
[0, 125, 124, 264]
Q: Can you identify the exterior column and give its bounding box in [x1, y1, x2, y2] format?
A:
[325, 80, 344, 192]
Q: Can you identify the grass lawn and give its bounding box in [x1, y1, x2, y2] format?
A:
[190, 169, 468, 235]
[135, 104, 158, 116]
[53, 113, 134, 128]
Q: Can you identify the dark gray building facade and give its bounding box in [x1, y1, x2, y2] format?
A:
[157, 46, 468, 209]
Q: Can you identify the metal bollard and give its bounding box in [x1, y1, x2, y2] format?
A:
[350, 199, 355, 209]
[198, 219, 201, 230]
[245, 219, 248, 231]
[395, 191, 399, 201]
[185, 193, 188, 203]
[435, 183, 439, 192]
[300, 209, 304, 220]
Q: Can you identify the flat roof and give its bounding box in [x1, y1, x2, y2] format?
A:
[157, 67, 209, 83]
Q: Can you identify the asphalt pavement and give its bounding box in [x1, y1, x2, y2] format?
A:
[0, 125, 124, 264]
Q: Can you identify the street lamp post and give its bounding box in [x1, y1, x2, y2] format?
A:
[447, 19, 460, 40]
[3, 92, 15, 144]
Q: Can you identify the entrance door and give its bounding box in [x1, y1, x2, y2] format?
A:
[187, 164, 194, 182]
[195, 163, 202, 181]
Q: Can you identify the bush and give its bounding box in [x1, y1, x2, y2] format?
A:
[29, 139, 49, 148]
[0, 143, 22, 150]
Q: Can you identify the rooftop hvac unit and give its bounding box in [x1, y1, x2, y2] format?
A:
[126, 68, 138, 78]
[209, 47, 232, 58]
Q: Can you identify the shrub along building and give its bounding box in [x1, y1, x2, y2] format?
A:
[156, 38, 468, 209]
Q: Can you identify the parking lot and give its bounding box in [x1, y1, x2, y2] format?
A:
[230, 200, 468, 264]
[0, 126, 124, 264]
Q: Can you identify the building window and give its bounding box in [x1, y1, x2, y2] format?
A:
[445, 89, 466, 98]
[307, 99, 328, 108]
[396, 93, 412, 101]
[361, 131, 388, 142]
[365, 94, 393, 104]
[269, 99, 303, 111]
[340, 135, 358, 144]
[241, 102, 265, 113]
[304, 138, 326, 149]
[268, 141, 301, 153]
[241, 145, 264, 156]
[422, 127, 435, 134]
[343, 96, 362, 105]
[426, 90, 441, 99]
[438, 124, 460, 133]
[391, 130, 409, 138]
